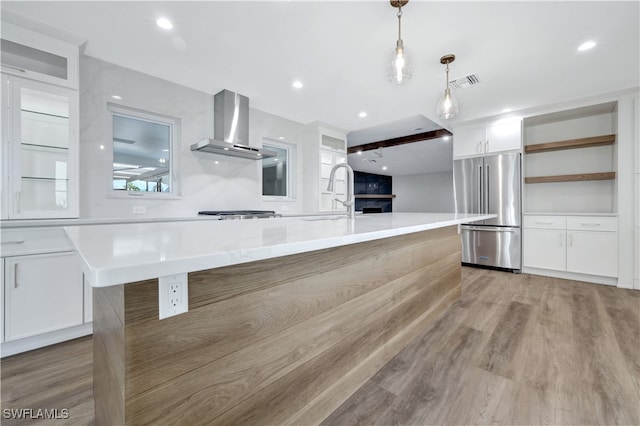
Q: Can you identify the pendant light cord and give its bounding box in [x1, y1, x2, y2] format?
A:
[445, 62, 449, 89]
[397, 6, 403, 42]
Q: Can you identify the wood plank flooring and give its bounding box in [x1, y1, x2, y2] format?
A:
[2, 267, 639, 425]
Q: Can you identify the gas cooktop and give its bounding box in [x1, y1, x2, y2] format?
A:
[198, 210, 280, 220]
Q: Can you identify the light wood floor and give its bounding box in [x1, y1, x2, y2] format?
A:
[2, 267, 639, 425]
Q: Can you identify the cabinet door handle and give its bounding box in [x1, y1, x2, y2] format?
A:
[14, 263, 19, 288]
[535, 221, 554, 225]
[580, 223, 601, 227]
[485, 140, 489, 152]
[1, 240, 25, 245]
[476, 141, 482, 153]
[2, 64, 27, 73]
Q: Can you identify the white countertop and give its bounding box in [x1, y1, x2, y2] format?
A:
[523, 212, 618, 217]
[0, 215, 221, 229]
[64, 212, 494, 287]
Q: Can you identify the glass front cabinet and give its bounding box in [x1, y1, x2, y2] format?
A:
[1, 74, 79, 219]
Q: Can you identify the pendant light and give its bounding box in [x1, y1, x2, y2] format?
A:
[388, 0, 412, 84]
[436, 54, 459, 120]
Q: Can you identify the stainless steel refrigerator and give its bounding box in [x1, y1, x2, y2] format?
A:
[453, 153, 521, 271]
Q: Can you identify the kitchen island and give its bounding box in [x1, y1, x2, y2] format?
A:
[65, 212, 493, 425]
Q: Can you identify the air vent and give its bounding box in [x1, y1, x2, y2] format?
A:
[449, 74, 479, 90]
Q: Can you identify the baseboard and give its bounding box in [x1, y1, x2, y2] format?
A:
[1, 323, 93, 358]
[522, 267, 618, 286]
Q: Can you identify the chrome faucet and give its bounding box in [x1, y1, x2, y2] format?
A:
[327, 162, 355, 219]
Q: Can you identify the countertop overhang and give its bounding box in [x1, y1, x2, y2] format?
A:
[64, 212, 495, 287]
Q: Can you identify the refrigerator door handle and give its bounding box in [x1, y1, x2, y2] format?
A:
[478, 164, 483, 214]
[461, 226, 516, 233]
[485, 164, 490, 214]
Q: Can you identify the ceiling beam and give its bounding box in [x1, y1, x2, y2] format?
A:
[347, 129, 453, 154]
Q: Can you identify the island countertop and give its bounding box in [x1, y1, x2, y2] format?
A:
[64, 212, 494, 287]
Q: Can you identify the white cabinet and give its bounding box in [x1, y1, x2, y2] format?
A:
[523, 215, 566, 271]
[453, 118, 522, 158]
[0, 226, 91, 356]
[524, 228, 566, 271]
[523, 215, 618, 283]
[302, 124, 348, 213]
[1, 21, 79, 89]
[0, 261, 3, 343]
[319, 150, 347, 212]
[4, 252, 83, 341]
[84, 277, 93, 323]
[566, 217, 618, 277]
[1, 74, 79, 219]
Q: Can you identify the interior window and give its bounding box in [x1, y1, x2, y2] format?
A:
[109, 105, 179, 197]
[262, 141, 292, 198]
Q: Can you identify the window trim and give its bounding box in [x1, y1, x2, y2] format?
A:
[106, 103, 181, 200]
[261, 138, 296, 201]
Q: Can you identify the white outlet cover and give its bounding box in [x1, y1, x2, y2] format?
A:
[158, 273, 188, 319]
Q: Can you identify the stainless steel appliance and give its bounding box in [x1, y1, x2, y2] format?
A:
[198, 210, 281, 220]
[453, 153, 521, 271]
[190, 90, 277, 160]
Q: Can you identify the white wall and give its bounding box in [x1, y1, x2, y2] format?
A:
[79, 56, 306, 219]
[393, 172, 454, 213]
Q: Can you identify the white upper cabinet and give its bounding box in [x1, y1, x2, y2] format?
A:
[1, 21, 79, 89]
[0, 22, 79, 220]
[453, 118, 522, 158]
[1, 75, 79, 219]
[302, 123, 348, 213]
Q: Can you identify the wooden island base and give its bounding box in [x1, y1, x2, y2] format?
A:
[94, 225, 462, 425]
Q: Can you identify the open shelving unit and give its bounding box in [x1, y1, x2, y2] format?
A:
[522, 102, 617, 214]
[524, 134, 616, 184]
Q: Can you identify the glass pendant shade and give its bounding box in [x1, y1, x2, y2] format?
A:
[388, 1, 412, 84]
[437, 87, 459, 120]
[388, 43, 413, 84]
[436, 54, 458, 120]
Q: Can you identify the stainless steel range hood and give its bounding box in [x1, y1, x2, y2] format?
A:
[191, 89, 276, 160]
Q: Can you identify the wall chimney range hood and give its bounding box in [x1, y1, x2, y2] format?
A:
[191, 90, 276, 160]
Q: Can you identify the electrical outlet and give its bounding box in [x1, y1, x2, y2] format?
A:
[158, 273, 188, 319]
[132, 206, 146, 214]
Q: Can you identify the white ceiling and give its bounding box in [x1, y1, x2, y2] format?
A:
[3, 1, 638, 177]
[3, 0, 638, 136]
[349, 136, 452, 175]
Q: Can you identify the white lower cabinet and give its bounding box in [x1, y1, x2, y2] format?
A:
[524, 228, 566, 271]
[524, 215, 618, 283]
[4, 252, 83, 341]
[1, 225, 91, 356]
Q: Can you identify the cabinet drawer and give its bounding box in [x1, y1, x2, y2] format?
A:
[0, 227, 72, 256]
[566, 216, 617, 232]
[523, 215, 566, 229]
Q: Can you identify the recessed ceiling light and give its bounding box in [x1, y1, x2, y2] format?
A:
[111, 95, 122, 100]
[443, 136, 450, 141]
[358, 111, 367, 118]
[214, 160, 219, 165]
[502, 108, 512, 113]
[578, 41, 596, 51]
[382, 166, 388, 171]
[357, 150, 362, 155]
[99, 145, 105, 150]
[292, 80, 303, 89]
[156, 18, 173, 30]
